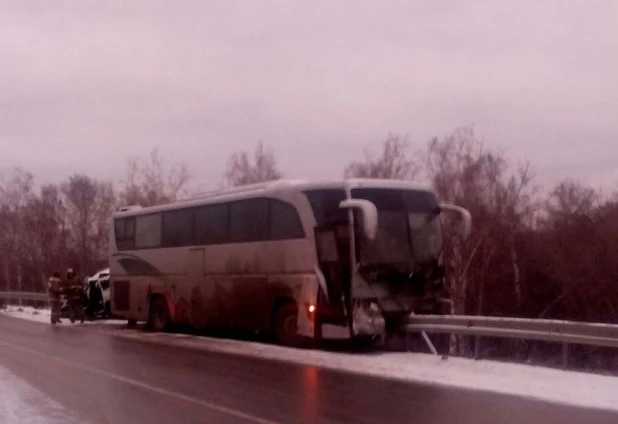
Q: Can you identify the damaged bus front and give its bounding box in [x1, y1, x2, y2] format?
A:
[309, 182, 471, 342]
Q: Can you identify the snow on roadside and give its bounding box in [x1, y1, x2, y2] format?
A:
[114, 329, 618, 413]
[0, 364, 85, 424]
[0, 306, 52, 324]
[5, 305, 618, 412]
[0, 306, 126, 326]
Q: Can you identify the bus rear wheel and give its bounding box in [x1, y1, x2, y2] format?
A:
[274, 302, 300, 347]
[147, 296, 169, 332]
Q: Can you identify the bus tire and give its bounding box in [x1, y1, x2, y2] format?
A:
[147, 296, 169, 332]
[274, 301, 299, 347]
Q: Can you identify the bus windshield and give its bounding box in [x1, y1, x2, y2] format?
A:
[350, 188, 443, 273]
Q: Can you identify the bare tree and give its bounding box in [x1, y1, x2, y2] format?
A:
[0, 169, 35, 294]
[62, 174, 116, 276]
[119, 147, 193, 207]
[23, 184, 67, 290]
[224, 141, 282, 187]
[546, 180, 599, 219]
[533, 180, 618, 324]
[344, 133, 419, 180]
[424, 127, 536, 355]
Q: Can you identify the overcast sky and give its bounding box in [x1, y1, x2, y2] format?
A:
[1, 0, 617, 192]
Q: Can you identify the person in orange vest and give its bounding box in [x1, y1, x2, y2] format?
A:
[47, 271, 62, 324]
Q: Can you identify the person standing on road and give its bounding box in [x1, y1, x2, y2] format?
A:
[47, 271, 63, 324]
[62, 268, 85, 324]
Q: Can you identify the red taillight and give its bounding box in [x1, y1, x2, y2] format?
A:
[305, 303, 316, 320]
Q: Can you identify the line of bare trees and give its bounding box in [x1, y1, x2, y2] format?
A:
[2, 129, 617, 352]
[0, 148, 193, 292]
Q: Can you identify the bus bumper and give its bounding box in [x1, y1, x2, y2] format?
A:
[352, 301, 386, 337]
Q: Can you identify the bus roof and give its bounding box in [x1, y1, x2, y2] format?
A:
[113, 178, 436, 217]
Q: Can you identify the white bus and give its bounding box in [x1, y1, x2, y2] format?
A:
[109, 179, 471, 346]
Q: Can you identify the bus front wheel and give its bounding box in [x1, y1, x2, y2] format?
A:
[274, 302, 299, 347]
[147, 296, 169, 332]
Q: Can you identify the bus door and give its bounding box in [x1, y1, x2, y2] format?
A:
[314, 221, 352, 331]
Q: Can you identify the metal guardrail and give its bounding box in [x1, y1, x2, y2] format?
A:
[406, 314, 618, 348]
[0, 291, 49, 303]
[406, 314, 618, 368]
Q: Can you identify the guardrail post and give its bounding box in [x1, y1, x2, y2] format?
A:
[474, 335, 482, 360]
[409, 311, 439, 355]
[562, 343, 569, 369]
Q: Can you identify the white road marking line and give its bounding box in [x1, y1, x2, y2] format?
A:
[0, 340, 282, 424]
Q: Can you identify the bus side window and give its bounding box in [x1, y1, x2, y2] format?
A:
[135, 214, 162, 249]
[162, 208, 194, 247]
[269, 200, 305, 240]
[115, 217, 135, 250]
[125, 217, 135, 240]
[304, 189, 347, 227]
[230, 199, 269, 243]
[195, 203, 229, 245]
[114, 218, 125, 244]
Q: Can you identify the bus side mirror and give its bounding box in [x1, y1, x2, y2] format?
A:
[439, 203, 472, 240]
[339, 199, 378, 241]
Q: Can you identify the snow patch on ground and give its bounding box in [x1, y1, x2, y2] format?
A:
[0, 364, 85, 424]
[0, 306, 126, 326]
[113, 328, 618, 413]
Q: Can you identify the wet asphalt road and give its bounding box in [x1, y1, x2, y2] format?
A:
[1, 316, 617, 424]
